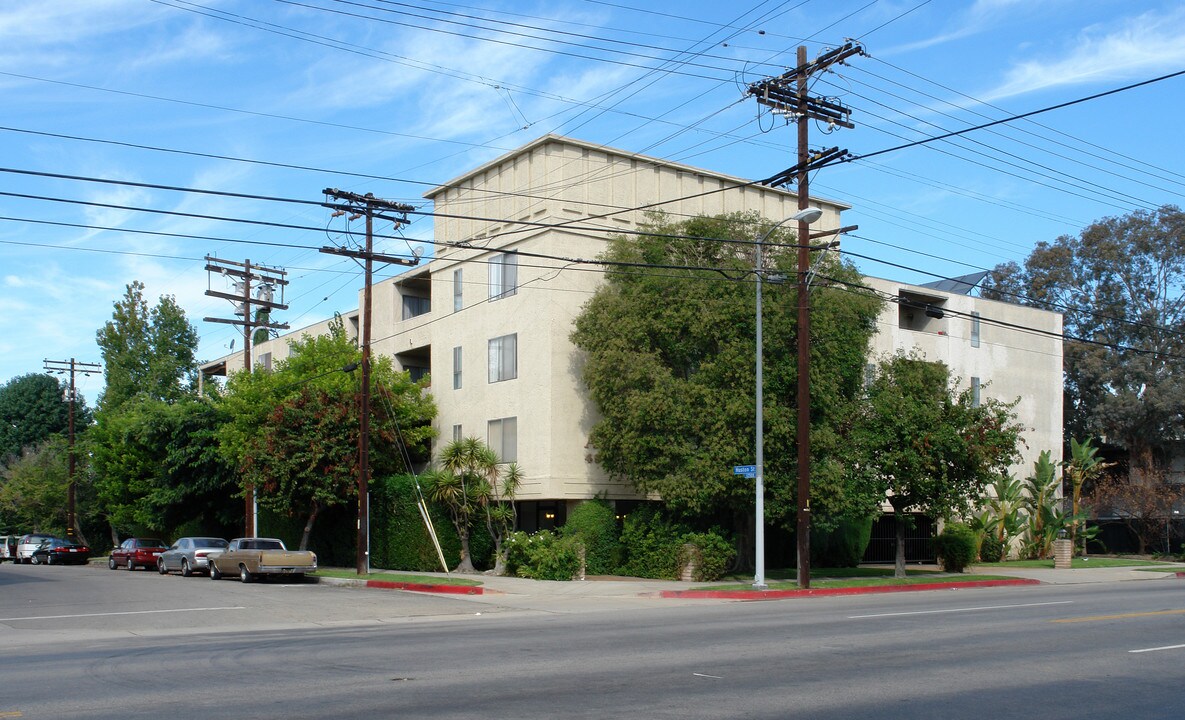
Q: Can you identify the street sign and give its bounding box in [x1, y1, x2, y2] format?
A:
[733, 464, 756, 477]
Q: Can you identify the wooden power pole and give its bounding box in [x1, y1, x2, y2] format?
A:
[43, 358, 100, 541]
[749, 41, 864, 588]
[204, 256, 290, 537]
[320, 189, 418, 575]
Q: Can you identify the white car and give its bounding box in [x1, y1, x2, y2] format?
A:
[17, 534, 58, 563]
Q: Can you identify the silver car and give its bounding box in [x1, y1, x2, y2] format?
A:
[156, 537, 229, 576]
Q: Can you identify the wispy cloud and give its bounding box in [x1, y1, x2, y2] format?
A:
[879, 0, 1035, 56]
[983, 7, 1185, 100]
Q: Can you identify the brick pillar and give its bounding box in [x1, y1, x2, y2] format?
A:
[1053, 539, 1072, 569]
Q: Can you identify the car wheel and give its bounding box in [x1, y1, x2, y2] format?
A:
[108, 556, 117, 570]
[181, 559, 192, 578]
[158, 560, 168, 575]
[239, 565, 253, 583]
[209, 562, 222, 580]
[30, 554, 41, 565]
[127, 558, 135, 571]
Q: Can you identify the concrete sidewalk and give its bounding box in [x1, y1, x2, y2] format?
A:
[320, 562, 1185, 603]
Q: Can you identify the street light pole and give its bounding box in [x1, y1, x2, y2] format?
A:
[754, 208, 822, 591]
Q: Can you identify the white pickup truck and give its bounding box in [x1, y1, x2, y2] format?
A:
[207, 537, 317, 583]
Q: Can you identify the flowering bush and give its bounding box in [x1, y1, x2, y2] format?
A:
[504, 530, 580, 581]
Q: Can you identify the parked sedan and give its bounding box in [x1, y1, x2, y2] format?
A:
[109, 537, 169, 571]
[31, 538, 92, 565]
[157, 537, 229, 577]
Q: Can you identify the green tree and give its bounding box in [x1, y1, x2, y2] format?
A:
[982, 206, 1185, 474]
[0, 373, 87, 462]
[95, 281, 198, 410]
[571, 211, 884, 554]
[423, 437, 519, 574]
[88, 396, 238, 543]
[854, 354, 1024, 577]
[980, 474, 1025, 561]
[1063, 438, 1112, 554]
[218, 319, 435, 551]
[1020, 450, 1063, 559]
[0, 436, 69, 535]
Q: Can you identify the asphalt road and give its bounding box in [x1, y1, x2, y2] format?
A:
[2, 563, 1183, 719]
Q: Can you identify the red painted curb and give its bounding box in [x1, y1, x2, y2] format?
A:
[364, 580, 484, 595]
[1175, 571, 1185, 579]
[660, 578, 1041, 600]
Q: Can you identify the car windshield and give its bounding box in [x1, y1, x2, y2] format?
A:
[138, 539, 166, 547]
[195, 539, 228, 548]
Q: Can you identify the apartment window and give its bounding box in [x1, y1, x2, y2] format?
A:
[488, 333, 517, 383]
[489, 252, 518, 300]
[452, 424, 462, 442]
[970, 311, 981, 348]
[258, 352, 272, 371]
[402, 295, 430, 320]
[971, 377, 981, 407]
[452, 346, 462, 390]
[864, 363, 876, 389]
[453, 268, 463, 312]
[488, 417, 517, 463]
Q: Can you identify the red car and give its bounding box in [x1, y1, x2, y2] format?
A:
[109, 537, 168, 571]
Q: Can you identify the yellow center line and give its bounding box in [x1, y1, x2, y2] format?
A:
[0, 711, 23, 718]
[1052, 608, 1185, 623]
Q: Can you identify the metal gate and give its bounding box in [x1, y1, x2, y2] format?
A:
[862, 513, 936, 564]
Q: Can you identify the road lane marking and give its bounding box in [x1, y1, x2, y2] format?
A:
[693, 673, 723, 679]
[1052, 608, 1185, 624]
[0, 606, 246, 622]
[1130, 643, 1185, 654]
[849, 601, 1073, 619]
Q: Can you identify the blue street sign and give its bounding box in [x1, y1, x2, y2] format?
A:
[733, 464, 756, 475]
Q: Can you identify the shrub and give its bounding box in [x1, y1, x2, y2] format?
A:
[504, 530, 581, 581]
[978, 533, 1006, 563]
[935, 523, 978, 573]
[811, 516, 873, 567]
[562, 498, 620, 575]
[617, 506, 689, 579]
[678, 531, 735, 581]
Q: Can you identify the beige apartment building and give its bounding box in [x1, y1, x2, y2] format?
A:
[206, 135, 1063, 534]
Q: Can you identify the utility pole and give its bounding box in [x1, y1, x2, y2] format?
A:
[204, 256, 290, 537]
[320, 189, 418, 575]
[749, 41, 863, 589]
[43, 358, 100, 541]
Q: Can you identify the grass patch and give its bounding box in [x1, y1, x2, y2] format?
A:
[313, 568, 481, 586]
[988, 557, 1168, 569]
[721, 566, 941, 583]
[707, 570, 1002, 591]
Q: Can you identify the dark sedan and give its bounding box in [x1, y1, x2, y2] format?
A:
[31, 538, 92, 565]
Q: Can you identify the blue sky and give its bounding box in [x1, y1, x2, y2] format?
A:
[3, 0, 1184, 402]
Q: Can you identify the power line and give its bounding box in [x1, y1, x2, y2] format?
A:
[824, 68, 1185, 167]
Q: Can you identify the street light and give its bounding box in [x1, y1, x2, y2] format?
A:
[754, 206, 823, 590]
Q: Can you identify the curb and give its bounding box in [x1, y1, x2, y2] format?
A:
[364, 579, 484, 595]
[659, 578, 1041, 600]
[317, 576, 484, 595]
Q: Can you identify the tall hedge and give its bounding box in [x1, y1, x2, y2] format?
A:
[562, 498, 621, 575]
[811, 516, 874, 567]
